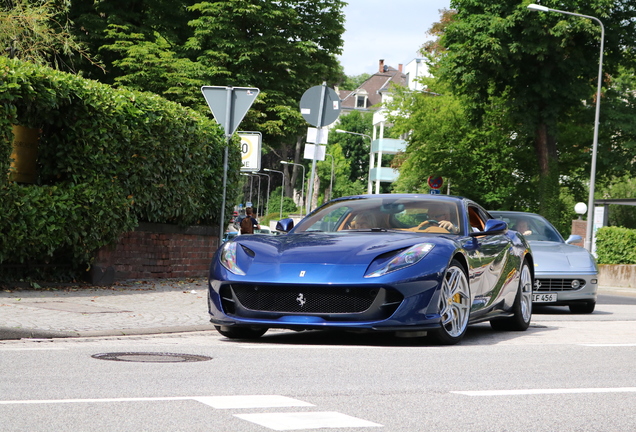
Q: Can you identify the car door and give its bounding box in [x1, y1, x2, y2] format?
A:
[462, 204, 514, 317]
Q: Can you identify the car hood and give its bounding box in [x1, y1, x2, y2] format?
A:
[237, 232, 452, 265]
[529, 241, 597, 273]
[224, 232, 455, 282]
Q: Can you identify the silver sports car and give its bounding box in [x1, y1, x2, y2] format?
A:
[490, 211, 598, 313]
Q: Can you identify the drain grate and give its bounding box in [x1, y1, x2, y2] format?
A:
[92, 352, 213, 363]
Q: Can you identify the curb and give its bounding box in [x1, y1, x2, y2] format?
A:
[0, 324, 216, 341]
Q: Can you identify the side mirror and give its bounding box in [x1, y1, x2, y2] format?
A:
[565, 234, 582, 244]
[276, 218, 294, 233]
[469, 219, 508, 237]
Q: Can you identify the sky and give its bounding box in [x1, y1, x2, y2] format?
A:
[338, 0, 452, 76]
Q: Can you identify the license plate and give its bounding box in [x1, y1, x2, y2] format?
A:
[533, 293, 557, 303]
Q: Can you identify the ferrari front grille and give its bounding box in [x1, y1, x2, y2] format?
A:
[221, 284, 403, 317]
[535, 278, 586, 291]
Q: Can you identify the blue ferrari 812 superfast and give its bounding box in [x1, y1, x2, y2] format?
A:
[208, 194, 534, 345]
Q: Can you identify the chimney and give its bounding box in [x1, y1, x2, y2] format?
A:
[379, 59, 384, 73]
[398, 64, 403, 73]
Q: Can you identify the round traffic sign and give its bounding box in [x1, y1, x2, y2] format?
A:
[427, 176, 443, 189]
[299, 85, 341, 127]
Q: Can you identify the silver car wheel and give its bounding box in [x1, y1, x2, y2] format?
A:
[439, 264, 471, 338]
[519, 263, 533, 323]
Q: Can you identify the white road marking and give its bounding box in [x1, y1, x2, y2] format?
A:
[453, 387, 636, 396]
[0, 347, 66, 351]
[0, 394, 381, 429]
[193, 395, 313, 409]
[0, 396, 192, 405]
[0, 395, 311, 406]
[234, 412, 382, 430]
[579, 343, 636, 347]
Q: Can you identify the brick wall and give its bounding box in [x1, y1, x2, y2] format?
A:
[90, 223, 219, 285]
[571, 219, 586, 247]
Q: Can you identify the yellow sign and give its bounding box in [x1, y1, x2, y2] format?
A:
[238, 132, 261, 171]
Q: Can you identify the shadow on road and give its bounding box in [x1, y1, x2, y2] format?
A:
[218, 321, 554, 348]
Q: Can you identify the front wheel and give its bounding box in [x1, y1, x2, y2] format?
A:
[214, 325, 268, 339]
[430, 260, 471, 345]
[490, 260, 533, 331]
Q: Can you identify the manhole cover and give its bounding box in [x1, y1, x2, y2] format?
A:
[92, 352, 213, 363]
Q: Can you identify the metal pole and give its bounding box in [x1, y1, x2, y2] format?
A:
[307, 83, 328, 214]
[249, 175, 253, 204]
[527, 5, 604, 252]
[256, 173, 271, 217]
[326, 153, 334, 201]
[255, 174, 261, 218]
[219, 87, 234, 244]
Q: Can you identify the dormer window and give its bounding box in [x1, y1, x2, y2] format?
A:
[356, 89, 368, 109]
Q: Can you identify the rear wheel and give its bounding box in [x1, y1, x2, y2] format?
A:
[430, 260, 471, 345]
[569, 301, 596, 314]
[214, 325, 268, 339]
[490, 260, 533, 331]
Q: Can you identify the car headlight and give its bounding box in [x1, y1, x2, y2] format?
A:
[365, 243, 435, 278]
[219, 241, 246, 275]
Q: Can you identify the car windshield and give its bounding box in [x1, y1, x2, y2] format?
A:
[293, 197, 462, 234]
[493, 213, 563, 242]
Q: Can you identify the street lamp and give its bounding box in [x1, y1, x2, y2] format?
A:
[253, 174, 261, 217]
[527, 4, 604, 252]
[263, 168, 285, 220]
[255, 172, 271, 217]
[335, 129, 373, 194]
[325, 153, 335, 202]
[240, 173, 259, 215]
[280, 161, 305, 216]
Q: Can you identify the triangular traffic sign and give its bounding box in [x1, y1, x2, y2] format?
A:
[201, 86, 259, 136]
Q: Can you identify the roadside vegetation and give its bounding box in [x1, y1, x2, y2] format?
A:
[2, 0, 636, 281]
[387, 2, 636, 235]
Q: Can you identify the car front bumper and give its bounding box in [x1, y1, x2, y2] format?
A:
[533, 271, 598, 305]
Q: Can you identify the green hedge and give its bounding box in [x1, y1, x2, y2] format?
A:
[595, 226, 636, 264]
[1, 58, 239, 278]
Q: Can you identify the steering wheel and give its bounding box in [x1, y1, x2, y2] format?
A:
[416, 220, 439, 231]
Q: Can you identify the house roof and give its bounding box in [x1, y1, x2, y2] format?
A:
[339, 60, 407, 110]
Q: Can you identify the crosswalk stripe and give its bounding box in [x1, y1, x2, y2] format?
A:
[235, 412, 382, 430]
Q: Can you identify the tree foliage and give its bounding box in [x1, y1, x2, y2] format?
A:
[438, 0, 636, 222]
[0, 0, 99, 70]
[387, 79, 532, 210]
[329, 110, 373, 184]
[64, 0, 346, 196]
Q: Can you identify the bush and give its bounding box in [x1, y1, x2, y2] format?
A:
[0, 180, 136, 266]
[0, 57, 240, 278]
[595, 226, 636, 264]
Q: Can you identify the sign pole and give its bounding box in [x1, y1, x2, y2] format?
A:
[306, 83, 327, 215]
[219, 88, 234, 243]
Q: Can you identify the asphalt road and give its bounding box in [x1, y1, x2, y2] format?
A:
[1, 293, 635, 431]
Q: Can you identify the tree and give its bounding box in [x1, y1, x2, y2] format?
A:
[387, 78, 532, 210]
[329, 110, 373, 185]
[439, 0, 636, 222]
[66, 0, 347, 201]
[0, 0, 98, 70]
